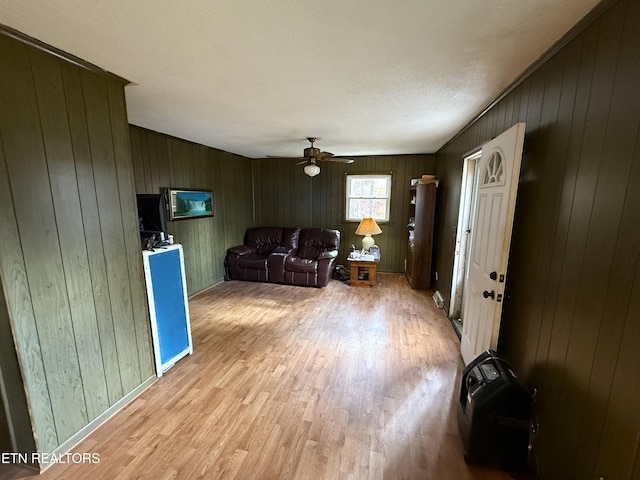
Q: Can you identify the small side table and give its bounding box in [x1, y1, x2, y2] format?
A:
[347, 258, 379, 287]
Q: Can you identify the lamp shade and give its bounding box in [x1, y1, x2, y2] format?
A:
[304, 163, 320, 177]
[355, 217, 382, 252]
[355, 217, 382, 236]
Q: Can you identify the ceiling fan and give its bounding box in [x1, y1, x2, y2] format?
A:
[267, 137, 354, 177]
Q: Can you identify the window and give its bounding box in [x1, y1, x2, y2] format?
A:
[345, 174, 392, 222]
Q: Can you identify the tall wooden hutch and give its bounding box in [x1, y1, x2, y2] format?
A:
[406, 181, 437, 289]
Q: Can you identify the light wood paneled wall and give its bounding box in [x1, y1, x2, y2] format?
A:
[253, 155, 435, 274]
[129, 126, 254, 295]
[432, 0, 640, 477]
[0, 32, 154, 461]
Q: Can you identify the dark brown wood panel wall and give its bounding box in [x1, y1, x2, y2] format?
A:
[432, 0, 640, 477]
[0, 283, 36, 455]
[253, 155, 435, 273]
[129, 126, 254, 294]
[0, 32, 154, 459]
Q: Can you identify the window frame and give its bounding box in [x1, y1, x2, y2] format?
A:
[344, 173, 393, 223]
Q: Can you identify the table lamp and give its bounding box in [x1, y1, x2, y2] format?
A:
[355, 217, 382, 252]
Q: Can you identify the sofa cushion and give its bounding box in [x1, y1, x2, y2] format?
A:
[285, 256, 317, 274]
[237, 254, 269, 270]
[296, 228, 340, 259]
[244, 227, 300, 255]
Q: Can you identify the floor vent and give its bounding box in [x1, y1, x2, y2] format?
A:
[433, 290, 445, 309]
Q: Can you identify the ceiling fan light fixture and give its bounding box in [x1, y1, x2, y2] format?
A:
[304, 163, 320, 177]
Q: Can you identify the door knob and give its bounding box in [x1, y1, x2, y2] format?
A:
[483, 290, 495, 299]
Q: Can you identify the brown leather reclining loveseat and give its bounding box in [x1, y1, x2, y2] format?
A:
[225, 227, 340, 287]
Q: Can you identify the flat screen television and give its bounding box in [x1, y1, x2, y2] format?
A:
[136, 193, 168, 240]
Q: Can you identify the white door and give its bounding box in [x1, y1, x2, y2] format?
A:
[460, 122, 526, 365]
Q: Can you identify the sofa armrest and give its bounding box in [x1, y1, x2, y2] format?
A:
[267, 252, 288, 283]
[273, 246, 296, 255]
[228, 244, 253, 256]
[317, 250, 338, 261]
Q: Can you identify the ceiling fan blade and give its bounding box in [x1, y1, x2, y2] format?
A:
[266, 155, 305, 159]
[321, 157, 355, 164]
[316, 151, 334, 159]
[296, 160, 309, 165]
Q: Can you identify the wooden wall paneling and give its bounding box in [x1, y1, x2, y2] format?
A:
[107, 82, 155, 381]
[205, 150, 218, 282]
[1, 38, 89, 448]
[293, 164, 311, 228]
[217, 150, 231, 281]
[502, 91, 517, 132]
[208, 149, 225, 283]
[517, 55, 564, 375]
[533, 31, 588, 421]
[148, 129, 162, 193]
[63, 66, 131, 410]
[277, 159, 290, 226]
[168, 137, 185, 189]
[594, 216, 640, 479]
[526, 22, 601, 475]
[0, 150, 40, 455]
[311, 168, 321, 228]
[179, 219, 197, 292]
[572, 1, 640, 475]
[499, 66, 547, 373]
[0, 367, 12, 453]
[316, 163, 328, 228]
[129, 127, 255, 292]
[252, 158, 266, 225]
[197, 145, 212, 289]
[285, 162, 300, 227]
[60, 63, 125, 407]
[494, 98, 507, 138]
[524, 58, 566, 371]
[386, 158, 403, 273]
[235, 155, 253, 228]
[251, 159, 264, 225]
[533, 35, 583, 375]
[140, 126, 153, 192]
[332, 162, 345, 230]
[129, 128, 145, 192]
[432, 148, 459, 308]
[549, 7, 624, 477]
[434, 0, 640, 476]
[82, 70, 143, 395]
[31, 49, 110, 423]
[155, 134, 171, 192]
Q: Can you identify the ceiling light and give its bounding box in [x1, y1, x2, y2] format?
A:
[304, 163, 320, 177]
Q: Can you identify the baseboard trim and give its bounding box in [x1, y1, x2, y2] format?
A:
[188, 278, 225, 299]
[38, 375, 156, 472]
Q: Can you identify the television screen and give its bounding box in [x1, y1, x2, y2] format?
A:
[136, 194, 168, 238]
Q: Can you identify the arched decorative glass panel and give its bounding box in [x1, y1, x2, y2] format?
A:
[482, 151, 504, 186]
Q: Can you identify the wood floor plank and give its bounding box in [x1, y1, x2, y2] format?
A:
[1, 274, 515, 480]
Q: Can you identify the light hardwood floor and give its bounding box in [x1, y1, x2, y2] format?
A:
[1, 274, 514, 480]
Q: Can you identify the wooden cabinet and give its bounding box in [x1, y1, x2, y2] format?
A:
[406, 182, 437, 290]
[347, 259, 379, 287]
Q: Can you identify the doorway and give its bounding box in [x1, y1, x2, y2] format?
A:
[449, 150, 481, 337]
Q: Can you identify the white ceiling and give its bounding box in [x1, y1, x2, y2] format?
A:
[1, 0, 599, 159]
